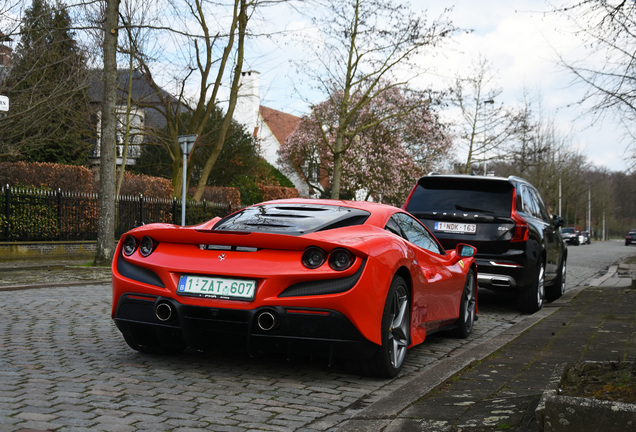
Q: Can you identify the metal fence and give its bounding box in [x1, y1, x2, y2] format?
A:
[1, 185, 236, 242]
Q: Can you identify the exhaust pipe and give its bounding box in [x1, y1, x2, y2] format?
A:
[155, 301, 175, 322]
[257, 311, 279, 331]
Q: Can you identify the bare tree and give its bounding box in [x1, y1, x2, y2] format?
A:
[106, 0, 257, 202]
[450, 57, 520, 174]
[114, 0, 158, 196]
[292, 0, 454, 199]
[94, 0, 121, 265]
[555, 1, 636, 169]
[492, 92, 590, 222]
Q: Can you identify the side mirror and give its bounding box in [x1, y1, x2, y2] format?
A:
[456, 243, 476, 258]
[553, 215, 564, 228]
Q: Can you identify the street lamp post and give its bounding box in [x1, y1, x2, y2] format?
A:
[177, 134, 197, 226]
[481, 99, 494, 175]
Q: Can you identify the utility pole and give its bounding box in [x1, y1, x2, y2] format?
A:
[558, 178, 562, 217]
[587, 186, 591, 234]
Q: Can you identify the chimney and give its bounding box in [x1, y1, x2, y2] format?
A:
[234, 71, 261, 134]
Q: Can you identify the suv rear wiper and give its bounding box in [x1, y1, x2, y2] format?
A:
[455, 204, 494, 214]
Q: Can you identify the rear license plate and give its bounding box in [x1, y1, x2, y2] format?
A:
[177, 275, 256, 301]
[434, 222, 477, 234]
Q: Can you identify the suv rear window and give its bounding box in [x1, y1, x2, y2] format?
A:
[406, 178, 513, 217]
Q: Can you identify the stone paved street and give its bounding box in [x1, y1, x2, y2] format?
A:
[1, 283, 527, 432]
[0, 240, 632, 431]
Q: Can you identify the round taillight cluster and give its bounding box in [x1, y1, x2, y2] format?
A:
[328, 248, 354, 271]
[302, 246, 326, 269]
[302, 246, 355, 271]
[122, 235, 157, 257]
[122, 235, 137, 256]
[139, 236, 156, 256]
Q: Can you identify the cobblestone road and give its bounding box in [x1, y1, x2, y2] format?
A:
[0, 240, 632, 432]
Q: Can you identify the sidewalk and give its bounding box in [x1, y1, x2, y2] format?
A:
[0, 258, 111, 290]
[339, 266, 636, 431]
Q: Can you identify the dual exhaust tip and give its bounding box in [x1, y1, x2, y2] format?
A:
[155, 301, 175, 322]
[155, 301, 280, 332]
[256, 310, 279, 331]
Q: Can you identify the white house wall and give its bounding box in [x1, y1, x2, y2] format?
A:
[234, 71, 309, 197]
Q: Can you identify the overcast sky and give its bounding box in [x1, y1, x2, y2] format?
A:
[245, 0, 630, 173]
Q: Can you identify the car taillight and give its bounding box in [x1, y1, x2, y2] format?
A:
[122, 235, 137, 256]
[139, 236, 157, 257]
[302, 246, 327, 269]
[328, 248, 354, 271]
[302, 246, 355, 271]
[510, 190, 529, 242]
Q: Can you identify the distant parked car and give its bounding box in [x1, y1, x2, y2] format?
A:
[561, 227, 580, 246]
[580, 231, 591, 245]
[626, 231, 636, 246]
[403, 174, 567, 313]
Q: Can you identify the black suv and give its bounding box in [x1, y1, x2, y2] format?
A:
[403, 175, 567, 313]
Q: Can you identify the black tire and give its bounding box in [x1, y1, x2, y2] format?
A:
[452, 269, 476, 339]
[546, 255, 567, 301]
[518, 260, 545, 314]
[359, 276, 410, 378]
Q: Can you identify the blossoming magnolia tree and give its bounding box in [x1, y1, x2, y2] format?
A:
[278, 85, 452, 206]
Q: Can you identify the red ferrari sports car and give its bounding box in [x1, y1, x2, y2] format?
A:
[112, 199, 477, 377]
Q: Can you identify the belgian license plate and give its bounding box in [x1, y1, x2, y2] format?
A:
[434, 222, 477, 234]
[177, 275, 256, 301]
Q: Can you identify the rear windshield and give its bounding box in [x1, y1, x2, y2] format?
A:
[212, 204, 371, 235]
[406, 178, 513, 217]
[561, 228, 575, 234]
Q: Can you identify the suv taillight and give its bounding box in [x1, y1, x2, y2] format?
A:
[510, 189, 529, 242]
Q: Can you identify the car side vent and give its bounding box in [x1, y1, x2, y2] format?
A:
[117, 252, 165, 288]
[279, 259, 366, 297]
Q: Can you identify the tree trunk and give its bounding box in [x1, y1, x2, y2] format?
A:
[331, 137, 344, 199]
[192, 0, 247, 202]
[172, 155, 183, 198]
[94, 0, 120, 266]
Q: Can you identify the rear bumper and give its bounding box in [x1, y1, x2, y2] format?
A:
[475, 257, 530, 291]
[113, 293, 378, 359]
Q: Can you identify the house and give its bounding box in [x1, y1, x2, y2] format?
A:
[233, 71, 309, 196]
[88, 70, 181, 167]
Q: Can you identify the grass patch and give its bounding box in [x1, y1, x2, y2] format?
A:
[622, 255, 636, 265]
